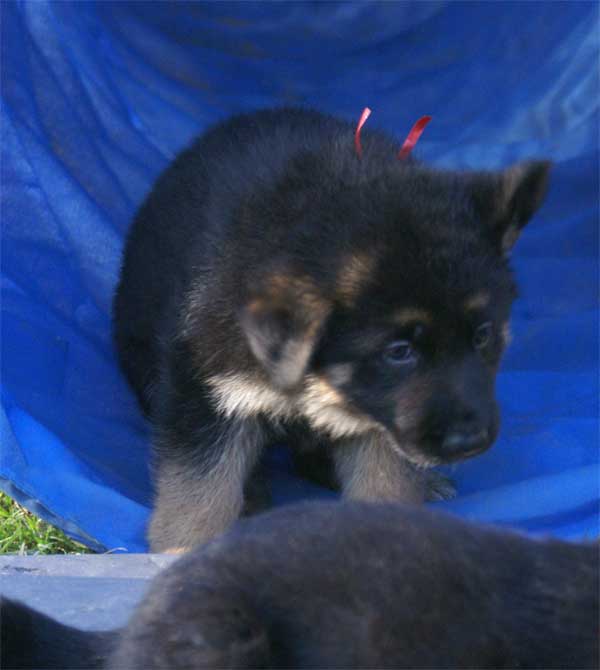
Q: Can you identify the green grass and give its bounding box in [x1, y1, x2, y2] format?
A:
[0, 492, 92, 555]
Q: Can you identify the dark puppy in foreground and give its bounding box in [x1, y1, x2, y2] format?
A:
[2, 503, 598, 669]
[113, 107, 551, 550]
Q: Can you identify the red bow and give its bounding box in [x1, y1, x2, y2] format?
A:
[354, 107, 432, 159]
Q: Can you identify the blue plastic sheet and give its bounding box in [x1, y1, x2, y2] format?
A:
[1, 1, 598, 552]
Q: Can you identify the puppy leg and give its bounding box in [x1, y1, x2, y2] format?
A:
[422, 470, 457, 501]
[288, 422, 337, 490]
[241, 461, 272, 517]
[334, 432, 447, 503]
[148, 418, 264, 552]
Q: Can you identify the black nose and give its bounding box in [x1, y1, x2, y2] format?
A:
[441, 428, 489, 459]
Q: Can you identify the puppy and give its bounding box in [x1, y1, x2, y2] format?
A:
[2, 502, 597, 669]
[113, 107, 551, 550]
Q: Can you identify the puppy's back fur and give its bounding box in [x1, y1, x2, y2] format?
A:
[4, 503, 598, 669]
[113, 108, 357, 411]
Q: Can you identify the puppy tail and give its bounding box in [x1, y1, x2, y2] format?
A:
[1, 596, 118, 669]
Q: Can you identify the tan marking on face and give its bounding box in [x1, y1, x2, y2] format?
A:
[394, 384, 428, 434]
[336, 253, 376, 306]
[301, 289, 331, 319]
[264, 273, 329, 316]
[383, 374, 434, 469]
[501, 321, 512, 346]
[392, 308, 432, 326]
[464, 291, 490, 312]
[245, 297, 266, 316]
[325, 363, 354, 387]
[265, 272, 292, 294]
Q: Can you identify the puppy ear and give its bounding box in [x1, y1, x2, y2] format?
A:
[240, 273, 330, 390]
[474, 160, 552, 255]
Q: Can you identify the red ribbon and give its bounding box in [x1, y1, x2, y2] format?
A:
[354, 107, 371, 158]
[354, 108, 432, 160]
[398, 115, 432, 160]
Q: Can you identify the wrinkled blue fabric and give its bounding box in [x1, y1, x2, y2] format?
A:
[1, 1, 598, 552]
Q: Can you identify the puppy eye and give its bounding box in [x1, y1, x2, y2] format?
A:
[473, 322, 493, 349]
[383, 340, 416, 366]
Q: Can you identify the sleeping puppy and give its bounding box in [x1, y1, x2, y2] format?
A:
[112, 107, 551, 551]
[2, 502, 598, 669]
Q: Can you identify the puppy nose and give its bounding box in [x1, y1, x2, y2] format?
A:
[441, 428, 488, 459]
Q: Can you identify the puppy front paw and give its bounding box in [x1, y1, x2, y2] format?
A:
[423, 470, 457, 501]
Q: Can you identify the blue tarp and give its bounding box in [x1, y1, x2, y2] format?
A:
[1, 1, 598, 553]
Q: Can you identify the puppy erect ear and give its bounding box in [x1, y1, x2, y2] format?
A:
[473, 160, 552, 255]
[240, 272, 330, 390]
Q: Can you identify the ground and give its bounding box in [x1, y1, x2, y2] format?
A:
[0, 493, 92, 555]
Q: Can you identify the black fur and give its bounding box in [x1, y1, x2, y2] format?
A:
[113, 107, 551, 549]
[3, 503, 597, 669]
[1, 595, 116, 669]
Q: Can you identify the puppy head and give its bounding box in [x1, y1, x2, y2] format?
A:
[238, 154, 550, 465]
[304, 159, 549, 465]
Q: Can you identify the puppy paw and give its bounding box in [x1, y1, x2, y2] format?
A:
[423, 470, 456, 501]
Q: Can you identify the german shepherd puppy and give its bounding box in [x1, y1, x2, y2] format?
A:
[2, 503, 598, 669]
[113, 108, 551, 551]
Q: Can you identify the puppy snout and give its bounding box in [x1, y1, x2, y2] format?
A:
[441, 427, 489, 460]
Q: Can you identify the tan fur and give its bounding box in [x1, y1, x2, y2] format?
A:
[148, 422, 263, 551]
[244, 273, 331, 388]
[264, 273, 330, 319]
[271, 336, 316, 389]
[206, 370, 378, 440]
[390, 375, 432, 438]
[265, 272, 291, 290]
[336, 252, 376, 306]
[325, 363, 354, 386]
[303, 375, 345, 406]
[334, 432, 426, 503]
[392, 308, 432, 326]
[300, 375, 379, 439]
[245, 297, 266, 316]
[464, 291, 490, 311]
[206, 372, 295, 420]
